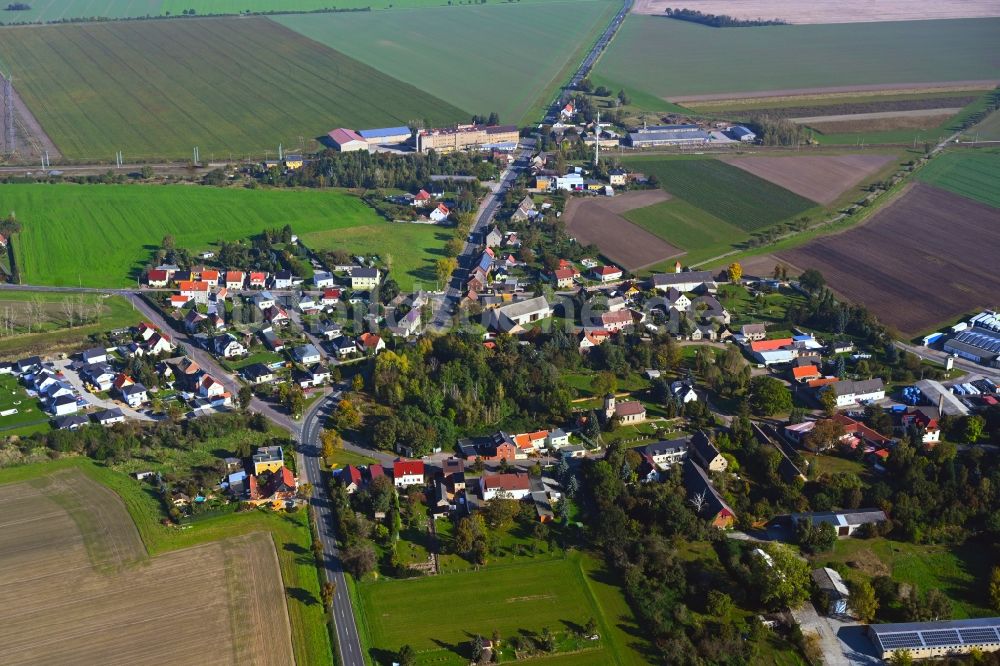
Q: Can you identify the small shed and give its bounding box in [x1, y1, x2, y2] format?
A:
[812, 567, 850, 616]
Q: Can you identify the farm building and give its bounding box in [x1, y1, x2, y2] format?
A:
[651, 270, 717, 293]
[915, 379, 970, 417]
[416, 123, 519, 153]
[489, 296, 552, 333]
[868, 617, 1000, 660]
[784, 509, 886, 537]
[943, 324, 1000, 367]
[812, 567, 850, 616]
[358, 126, 412, 145]
[726, 125, 757, 142]
[627, 124, 710, 148]
[327, 128, 368, 152]
[821, 378, 885, 407]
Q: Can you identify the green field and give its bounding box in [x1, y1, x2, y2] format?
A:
[622, 157, 816, 231]
[302, 222, 449, 291]
[0, 17, 465, 159]
[970, 109, 1000, 140]
[355, 553, 648, 665]
[0, 290, 142, 359]
[625, 198, 750, 265]
[4, 183, 386, 287]
[916, 149, 1000, 208]
[593, 16, 1000, 102]
[0, 0, 569, 23]
[0, 373, 47, 434]
[816, 537, 995, 619]
[0, 457, 333, 665]
[276, 0, 616, 125]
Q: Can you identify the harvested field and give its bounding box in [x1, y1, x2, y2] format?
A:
[738, 254, 799, 280]
[688, 93, 979, 117]
[722, 154, 896, 205]
[563, 190, 682, 270]
[631, 0, 1000, 24]
[808, 113, 958, 135]
[0, 469, 293, 666]
[671, 81, 1000, 104]
[778, 183, 1000, 335]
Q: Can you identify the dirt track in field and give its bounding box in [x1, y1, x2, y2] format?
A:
[722, 154, 895, 205]
[0, 470, 293, 666]
[791, 108, 963, 124]
[563, 190, 683, 271]
[669, 80, 1000, 104]
[631, 0, 1000, 24]
[778, 183, 1000, 335]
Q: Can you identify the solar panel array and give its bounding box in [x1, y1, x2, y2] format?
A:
[874, 621, 1000, 653]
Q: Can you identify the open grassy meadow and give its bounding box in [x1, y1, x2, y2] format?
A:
[623, 157, 817, 231]
[915, 149, 1000, 208]
[301, 222, 450, 292]
[276, 0, 616, 125]
[0, 458, 333, 665]
[593, 16, 1000, 102]
[4, 184, 382, 287]
[0, 17, 465, 160]
[0, 290, 141, 359]
[355, 552, 649, 665]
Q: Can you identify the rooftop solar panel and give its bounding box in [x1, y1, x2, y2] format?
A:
[959, 627, 999, 644]
[879, 633, 922, 649]
[922, 630, 960, 646]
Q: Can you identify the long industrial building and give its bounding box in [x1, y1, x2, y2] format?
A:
[416, 124, 519, 153]
[944, 324, 1000, 368]
[869, 617, 1000, 660]
[626, 124, 710, 148]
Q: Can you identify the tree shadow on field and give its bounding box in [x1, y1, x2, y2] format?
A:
[561, 619, 584, 635]
[286, 586, 318, 606]
[431, 637, 466, 659]
[369, 648, 399, 665]
[283, 542, 307, 555]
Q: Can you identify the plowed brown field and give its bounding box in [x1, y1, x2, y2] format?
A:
[564, 190, 683, 270]
[722, 154, 896, 205]
[778, 183, 1000, 335]
[0, 470, 293, 666]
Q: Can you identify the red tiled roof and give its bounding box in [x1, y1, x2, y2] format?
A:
[414, 189, 431, 200]
[226, 271, 244, 282]
[393, 458, 425, 478]
[178, 280, 209, 292]
[601, 310, 633, 325]
[554, 268, 575, 280]
[368, 464, 385, 479]
[807, 377, 840, 388]
[249, 272, 267, 282]
[750, 338, 793, 352]
[147, 269, 168, 282]
[482, 473, 530, 492]
[322, 288, 341, 300]
[201, 270, 219, 280]
[343, 465, 362, 486]
[594, 265, 622, 276]
[358, 332, 382, 349]
[792, 365, 820, 379]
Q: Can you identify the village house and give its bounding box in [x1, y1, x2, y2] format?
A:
[553, 267, 578, 289]
[313, 271, 335, 289]
[331, 335, 357, 357]
[224, 271, 245, 290]
[120, 383, 149, 408]
[272, 270, 295, 290]
[591, 309, 634, 333]
[242, 363, 276, 385]
[489, 296, 552, 333]
[592, 265, 623, 283]
[248, 466, 297, 506]
[639, 438, 689, 470]
[146, 269, 169, 287]
[392, 459, 425, 488]
[252, 445, 284, 475]
[350, 267, 381, 290]
[480, 472, 532, 501]
[429, 203, 451, 223]
[260, 328, 285, 352]
[212, 333, 246, 359]
[291, 344, 321, 366]
[783, 509, 887, 537]
[92, 408, 126, 427]
[81, 363, 115, 392]
[340, 465, 363, 494]
[682, 459, 736, 528]
[178, 280, 210, 304]
[671, 379, 698, 406]
[198, 374, 227, 400]
[741, 323, 768, 341]
[651, 269, 717, 294]
[357, 332, 385, 355]
[690, 431, 727, 472]
[821, 378, 886, 408]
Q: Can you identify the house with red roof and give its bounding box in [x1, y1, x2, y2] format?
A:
[169, 294, 190, 309]
[750, 338, 794, 353]
[480, 472, 531, 500]
[413, 189, 432, 207]
[340, 465, 363, 494]
[225, 271, 245, 289]
[146, 269, 169, 287]
[358, 332, 385, 355]
[178, 280, 211, 304]
[199, 374, 226, 399]
[321, 289, 342, 306]
[579, 329, 611, 353]
[248, 272, 267, 288]
[249, 466, 297, 505]
[200, 270, 220, 287]
[393, 459, 425, 488]
[900, 407, 940, 444]
[429, 203, 451, 223]
[553, 267, 577, 289]
[791, 365, 822, 383]
[591, 265, 623, 283]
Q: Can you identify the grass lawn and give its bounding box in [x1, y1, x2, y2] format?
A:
[622, 157, 817, 232]
[0, 373, 47, 433]
[6, 183, 383, 287]
[915, 149, 1000, 208]
[0, 291, 141, 359]
[969, 109, 1000, 140]
[356, 552, 647, 665]
[801, 453, 868, 480]
[275, 0, 616, 125]
[0, 457, 332, 665]
[593, 16, 1000, 102]
[325, 448, 377, 469]
[301, 222, 450, 292]
[625, 197, 750, 265]
[562, 370, 651, 398]
[0, 17, 465, 160]
[225, 350, 286, 372]
[815, 537, 995, 619]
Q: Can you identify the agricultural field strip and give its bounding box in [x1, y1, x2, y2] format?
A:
[0, 472, 293, 666]
[630, 0, 1000, 22]
[791, 108, 962, 124]
[594, 15, 1000, 101]
[915, 150, 1000, 208]
[685, 88, 992, 112]
[0, 18, 465, 158]
[778, 183, 1000, 335]
[721, 154, 896, 205]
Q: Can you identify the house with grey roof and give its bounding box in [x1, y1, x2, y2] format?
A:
[489, 296, 552, 333]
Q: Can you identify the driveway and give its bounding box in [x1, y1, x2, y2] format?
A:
[52, 359, 152, 420]
[791, 603, 879, 666]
